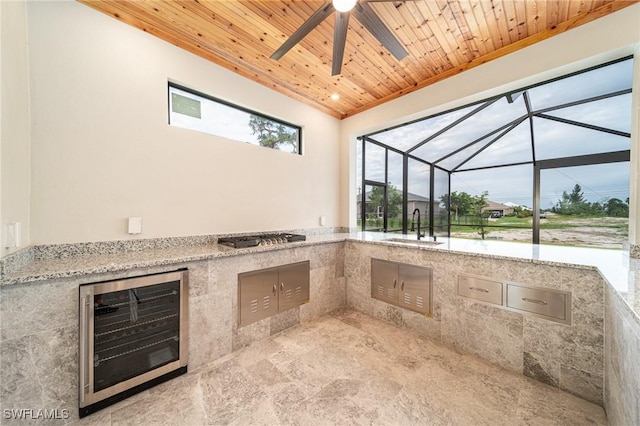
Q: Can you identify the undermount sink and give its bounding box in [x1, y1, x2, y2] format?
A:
[384, 238, 444, 246]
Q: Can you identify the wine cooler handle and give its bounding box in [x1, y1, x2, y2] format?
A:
[79, 295, 90, 403]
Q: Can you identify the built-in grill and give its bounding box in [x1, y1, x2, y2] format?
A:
[218, 233, 306, 248]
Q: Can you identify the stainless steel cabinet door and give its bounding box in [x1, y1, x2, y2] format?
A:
[278, 261, 310, 312]
[238, 268, 279, 326]
[371, 259, 399, 303]
[398, 264, 431, 315]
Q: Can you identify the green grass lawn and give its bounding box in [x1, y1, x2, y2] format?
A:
[360, 214, 628, 235]
[452, 214, 628, 234]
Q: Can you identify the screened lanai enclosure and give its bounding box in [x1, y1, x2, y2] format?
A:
[357, 56, 633, 249]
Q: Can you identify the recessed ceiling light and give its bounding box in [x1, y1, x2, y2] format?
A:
[331, 93, 340, 100]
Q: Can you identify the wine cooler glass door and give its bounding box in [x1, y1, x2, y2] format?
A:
[79, 270, 188, 415]
[92, 280, 181, 392]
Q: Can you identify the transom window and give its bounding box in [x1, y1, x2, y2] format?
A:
[168, 83, 302, 155]
[357, 56, 633, 249]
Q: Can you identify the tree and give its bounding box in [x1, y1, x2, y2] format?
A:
[368, 186, 384, 226]
[553, 184, 591, 216]
[605, 198, 629, 217]
[514, 205, 532, 218]
[248, 115, 298, 153]
[440, 191, 474, 222]
[386, 185, 403, 218]
[367, 184, 402, 223]
[469, 191, 490, 239]
[568, 184, 585, 203]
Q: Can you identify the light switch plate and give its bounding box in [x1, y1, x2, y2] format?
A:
[4, 222, 21, 248]
[128, 217, 142, 234]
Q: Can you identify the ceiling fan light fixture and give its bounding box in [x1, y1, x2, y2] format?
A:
[332, 0, 357, 13]
[331, 93, 340, 100]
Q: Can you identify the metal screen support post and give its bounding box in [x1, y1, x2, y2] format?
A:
[533, 162, 541, 244]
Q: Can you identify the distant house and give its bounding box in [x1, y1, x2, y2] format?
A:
[357, 191, 510, 219]
[357, 190, 430, 219]
[407, 193, 429, 218]
[504, 202, 531, 211]
[484, 200, 515, 217]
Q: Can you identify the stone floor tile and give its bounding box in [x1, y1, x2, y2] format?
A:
[74, 309, 608, 426]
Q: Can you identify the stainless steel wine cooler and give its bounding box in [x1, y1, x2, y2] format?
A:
[79, 270, 188, 417]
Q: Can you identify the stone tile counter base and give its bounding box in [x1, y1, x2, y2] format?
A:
[345, 241, 605, 406]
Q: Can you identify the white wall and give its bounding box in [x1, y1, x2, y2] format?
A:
[629, 43, 640, 247]
[339, 4, 640, 230]
[25, 0, 340, 245]
[6, 1, 640, 246]
[1, 0, 31, 255]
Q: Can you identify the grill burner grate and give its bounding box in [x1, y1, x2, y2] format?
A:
[218, 233, 306, 248]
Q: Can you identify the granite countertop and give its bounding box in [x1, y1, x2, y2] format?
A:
[0, 234, 348, 285]
[2, 232, 638, 320]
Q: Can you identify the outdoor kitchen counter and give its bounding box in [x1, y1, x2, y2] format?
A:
[354, 232, 639, 321]
[2, 232, 637, 424]
[1, 231, 638, 321]
[0, 233, 348, 286]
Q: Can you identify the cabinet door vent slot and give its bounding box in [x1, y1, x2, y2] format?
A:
[387, 288, 395, 299]
[377, 286, 384, 298]
[403, 294, 412, 305]
[295, 286, 302, 297]
[285, 289, 292, 301]
[415, 296, 424, 309]
[250, 299, 259, 314]
[262, 296, 270, 311]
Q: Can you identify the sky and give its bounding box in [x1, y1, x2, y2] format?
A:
[358, 58, 633, 211]
[453, 162, 630, 209]
[169, 86, 298, 153]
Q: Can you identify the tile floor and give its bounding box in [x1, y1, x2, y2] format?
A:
[76, 309, 608, 425]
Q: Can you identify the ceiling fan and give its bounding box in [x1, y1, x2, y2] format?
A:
[270, 0, 409, 76]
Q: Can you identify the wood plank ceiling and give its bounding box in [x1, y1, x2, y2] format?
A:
[78, 0, 637, 119]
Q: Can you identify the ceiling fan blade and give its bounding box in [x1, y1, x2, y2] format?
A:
[352, 2, 408, 61]
[270, 2, 334, 61]
[332, 12, 350, 76]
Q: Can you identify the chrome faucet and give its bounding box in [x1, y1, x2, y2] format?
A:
[410, 208, 425, 240]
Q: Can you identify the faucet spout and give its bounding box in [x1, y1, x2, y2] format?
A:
[410, 209, 416, 232]
[411, 208, 425, 240]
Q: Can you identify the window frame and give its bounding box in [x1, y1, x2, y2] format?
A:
[168, 81, 303, 155]
[357, 55, 633, 247]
